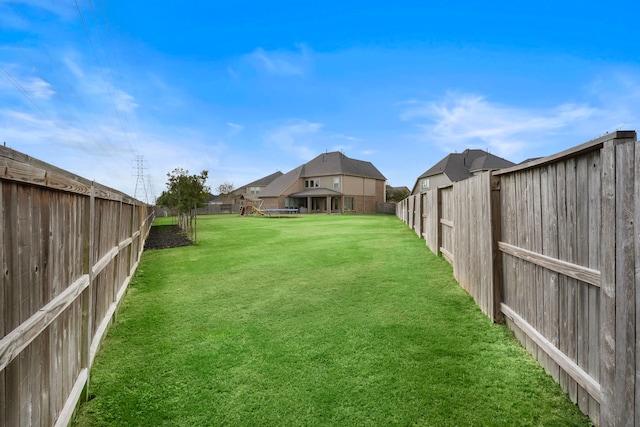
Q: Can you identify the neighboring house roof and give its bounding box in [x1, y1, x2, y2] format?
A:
[231, 171, 284, 199]
[260, 165, 303, 197]
[413, 149, 515, 193]
[261, 152, 386, 198]
[207, 193, 223, 203]
[417, 149, 514, 181]
[468, 153, 514, 173]
[242, 171, 283, 187]
[519, 157, 542, 165]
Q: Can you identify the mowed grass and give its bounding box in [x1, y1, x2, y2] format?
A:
[74, 214, 591, 426]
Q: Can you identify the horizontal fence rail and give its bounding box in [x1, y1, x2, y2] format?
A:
[0, 146, 153, 427]
[397, 130, 639, 427]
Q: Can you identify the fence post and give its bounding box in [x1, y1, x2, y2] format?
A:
[436, 188, 443, 256]
[113, 198, 122, 303]
[128, 201, 136, 277]
[600, 134, 637, 427]
[490, 173, 504, 323]
[414, 193, 421, 238]
[635, 137, 640, 427]
[80, 184, 95, 401]
[420, 192, 429, 241]
[0, 177, 4, 422]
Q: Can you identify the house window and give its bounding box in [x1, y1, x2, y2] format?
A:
[315, 180, 319, 187]
[250, 186, 260, 195]
[333, 177, 340, 189]
[420, 179, 429, 191]
[344, 197, 354, 211]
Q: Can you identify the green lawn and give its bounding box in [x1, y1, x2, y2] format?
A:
[74, 214, 591, 426]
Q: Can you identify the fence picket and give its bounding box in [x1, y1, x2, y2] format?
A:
[542, 163, 561, 382]
[587, 149, 602, 424]
[0, 180, 4, 426]
[613, 140, 636, 427]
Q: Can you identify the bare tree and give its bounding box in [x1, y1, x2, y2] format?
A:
[216, 182, 235, 195]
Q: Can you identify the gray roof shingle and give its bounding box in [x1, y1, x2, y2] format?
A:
[260, 166, 303, 197]
[242, 171, 284, 187]
[417, 149, 515, 182]
[301, 151, 386, 180]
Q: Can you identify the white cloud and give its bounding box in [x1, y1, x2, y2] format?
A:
[401, 93, 598, 159]
[23, 77, 55, 99]
[10, 0, 75, 18]
[114, 89, 138, 113]
[226, 122, 244, 136]
[0, 0, 76, 30]
[227, 66, 239, 80]
[265, 120, 322, 159]
[584, 71, 640, 135]
[63, 56, 84, 78]
[0, 103, 228, 200]
[245, 44, 312, 76]
[0, 68, 54, 100]
[334, 133, 363, 142]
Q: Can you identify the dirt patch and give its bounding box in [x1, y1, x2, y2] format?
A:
[144, 224, 192, 250]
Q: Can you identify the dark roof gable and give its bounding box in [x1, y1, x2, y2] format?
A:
[417, 149, 515, 182]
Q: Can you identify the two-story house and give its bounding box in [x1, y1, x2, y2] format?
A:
[258, 151, 386, 213]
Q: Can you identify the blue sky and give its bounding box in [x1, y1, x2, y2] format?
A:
[1, 1, 639, 201]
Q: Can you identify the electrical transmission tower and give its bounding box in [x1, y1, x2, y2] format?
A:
[133, 155, 149, 204]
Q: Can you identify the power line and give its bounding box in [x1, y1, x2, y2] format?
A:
[94, 0, 143, 149]
[74, 0, 136, 155]
[0, 68, 66, 130]
[8, 0, 128, 161]
[2, 1, 146, 194]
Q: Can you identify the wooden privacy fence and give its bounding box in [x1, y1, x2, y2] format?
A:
[397, 130, 638, 427]
[0, 147, 153, 427]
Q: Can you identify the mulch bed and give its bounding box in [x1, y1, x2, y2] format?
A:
[144, 225, 193, 250]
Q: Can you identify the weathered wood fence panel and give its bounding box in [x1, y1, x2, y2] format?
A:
[422, 189, 438, 255]
[398, 131, 639, 426]
[439, 186, 454, 263]
[499, 148, 603, 421]
[453, 173, 494, 318]
[413, 193, 422, 238]
[0, 146, 153, 427]
[396, 197, 409, 224]
[407, 194, 415, 232]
